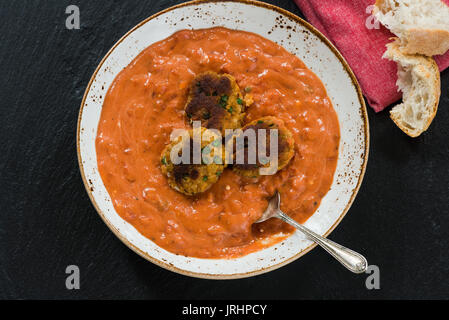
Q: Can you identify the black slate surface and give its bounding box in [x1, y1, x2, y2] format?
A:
[0, 0, 448, 300]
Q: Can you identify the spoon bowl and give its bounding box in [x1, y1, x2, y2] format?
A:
[255, 191, 368, 274]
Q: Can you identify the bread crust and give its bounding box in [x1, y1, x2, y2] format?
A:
[374, 0, 449, 56]
[374, 0, 386, 14]
[385, 41, 441, 137]
[402, 28, 449, 56]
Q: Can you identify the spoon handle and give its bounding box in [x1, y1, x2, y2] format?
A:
[277, 211, 368, 274]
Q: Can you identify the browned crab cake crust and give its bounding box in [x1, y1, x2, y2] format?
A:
[160, 127, 226, 196]
[232, 116, 295, 178]
[185, 72, 246, 134]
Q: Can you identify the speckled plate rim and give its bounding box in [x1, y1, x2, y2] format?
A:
[77, 0, 369, 279]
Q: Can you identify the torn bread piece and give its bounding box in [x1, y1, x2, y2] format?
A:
[383, 40, 441, 137]
[374, 0, 449, 56]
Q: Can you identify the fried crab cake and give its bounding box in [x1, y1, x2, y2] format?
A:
[160, 127, 226, 196]
[232, 116, 295, 178]
[185, 72, 247, 134]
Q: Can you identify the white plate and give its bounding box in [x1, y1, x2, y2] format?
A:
[77, 0, 369, 279]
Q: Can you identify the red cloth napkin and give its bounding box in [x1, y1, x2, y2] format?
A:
[293, 0, 449, 112]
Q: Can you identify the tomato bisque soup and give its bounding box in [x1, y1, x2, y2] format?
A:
[96, 27, 340, 258]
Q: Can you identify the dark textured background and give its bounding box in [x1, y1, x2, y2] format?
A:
[0, 0, 448, 300]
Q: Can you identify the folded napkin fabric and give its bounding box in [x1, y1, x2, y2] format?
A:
[293, 0, 449, 112]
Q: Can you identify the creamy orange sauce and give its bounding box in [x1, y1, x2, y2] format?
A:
[96, 27, 340, 258]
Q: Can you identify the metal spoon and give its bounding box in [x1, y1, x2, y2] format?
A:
[255, 191, 368, 273]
